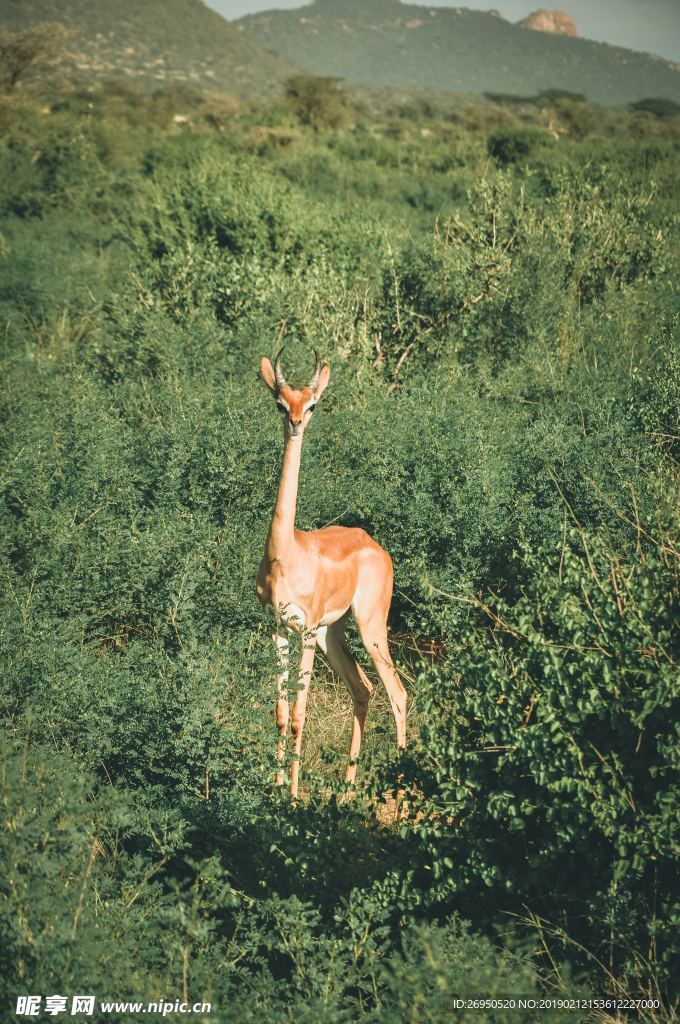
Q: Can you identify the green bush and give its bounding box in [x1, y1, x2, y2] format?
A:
[285, 74, 350, 131]
[488, 127, 549, 165]
[400, 526, 679, 990]
[630, 97, 680, 119]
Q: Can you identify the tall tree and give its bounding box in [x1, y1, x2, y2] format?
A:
[0, 23, 68, 93]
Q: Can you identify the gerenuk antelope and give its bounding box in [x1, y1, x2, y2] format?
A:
[256, 349, 407, 798]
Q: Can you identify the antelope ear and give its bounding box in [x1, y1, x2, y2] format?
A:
[260, 356, 277, 394]
[314, 363, 330, 400]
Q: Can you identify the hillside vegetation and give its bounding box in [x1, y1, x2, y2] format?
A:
[0, 78, 678, 1021]
[0, 0, 297, 99]
[240, 0, 680, 105]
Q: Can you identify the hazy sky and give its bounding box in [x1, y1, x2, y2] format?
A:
[207, 0, 680, 62]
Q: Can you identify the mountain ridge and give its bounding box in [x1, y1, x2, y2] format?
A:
[239, 0, 680, 105]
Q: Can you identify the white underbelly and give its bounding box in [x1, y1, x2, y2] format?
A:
[319, 607, 348, 627]
[265, 601, 347, 632]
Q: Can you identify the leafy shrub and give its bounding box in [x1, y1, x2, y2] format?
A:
[630, 325, 680, 458]
[375, 165, 672, 377]
[630, 97, 680, 119]
[539, 88, 587, 105]
[285, 74, 350, 132]
[488, 127, 548, 165]
[400, 526, 680, 990]
[1, 737, 550, 1022]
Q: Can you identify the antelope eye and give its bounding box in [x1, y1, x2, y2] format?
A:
[307, 404, 316, 414]
[276, 402, 287, 414]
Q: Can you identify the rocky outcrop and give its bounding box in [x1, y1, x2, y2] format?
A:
[518, 10, 577, 37]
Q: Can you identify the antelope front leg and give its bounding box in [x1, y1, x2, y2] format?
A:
[289, 629, 318, 799]
[273, 632, 289, 787]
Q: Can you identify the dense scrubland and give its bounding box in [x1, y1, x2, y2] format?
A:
[0, 80, 678, 1022]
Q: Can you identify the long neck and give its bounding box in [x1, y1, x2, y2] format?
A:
[267, 433, 303, 557]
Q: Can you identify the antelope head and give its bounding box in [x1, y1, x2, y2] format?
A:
[260, 348, 330, 438]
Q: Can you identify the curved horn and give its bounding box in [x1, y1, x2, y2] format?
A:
[308, 349, 322, 392]
[273, 347, 287, 390]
